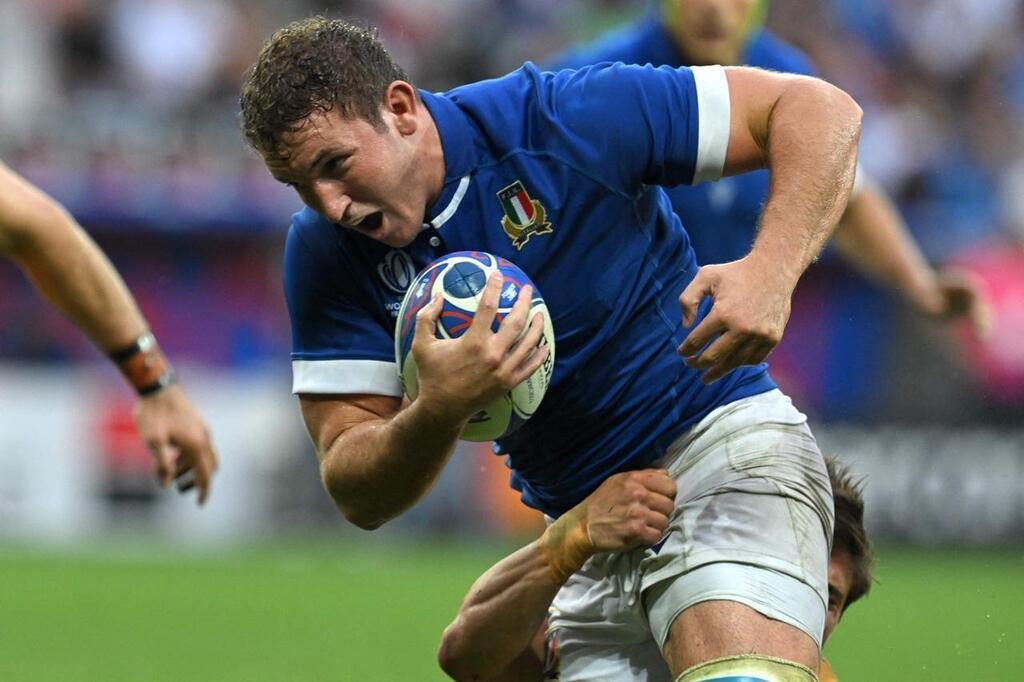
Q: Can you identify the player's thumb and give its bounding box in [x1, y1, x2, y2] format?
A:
[679, 268, 714, 327]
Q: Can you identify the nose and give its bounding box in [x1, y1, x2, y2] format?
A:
[309, 179, 350, 224]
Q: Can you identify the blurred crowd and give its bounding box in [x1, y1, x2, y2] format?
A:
[1, 0, 1022, 245]
[1, 0, 1022, 419]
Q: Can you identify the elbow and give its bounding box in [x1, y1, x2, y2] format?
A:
[319, 460, 389, 531]
[820, 78, 863, 137]
[437, 620, 476, 681]
[341, 508, 387, 531]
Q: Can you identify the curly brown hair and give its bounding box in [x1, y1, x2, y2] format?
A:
[825, 455, 874, 611]
[240, 16, 411, 156]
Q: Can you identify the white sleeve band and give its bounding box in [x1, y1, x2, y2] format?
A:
[691, 65, 731, 184]
[292, 359, 403, 396]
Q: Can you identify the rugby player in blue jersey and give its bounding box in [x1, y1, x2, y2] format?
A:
[550, 0, 989, 333]
[240, 17, 862, 681]
[0, 161, 217, 503]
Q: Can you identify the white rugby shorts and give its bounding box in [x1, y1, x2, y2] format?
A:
[545, 389, 834, 681]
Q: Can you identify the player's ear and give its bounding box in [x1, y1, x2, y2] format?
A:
[385, 81, 419, 135]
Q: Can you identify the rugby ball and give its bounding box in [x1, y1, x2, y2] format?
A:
[395, 252, 555, 441]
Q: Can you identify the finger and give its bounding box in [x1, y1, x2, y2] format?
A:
[148, 439, 175, 487]
[507, 335, 549, 387]
[700, 336, 765, 384]
[413, 293, 443, 345]
[506, 309, 545, 366]
[642, 491, 675, 517]
[965, 293, 994, 339]
[190, 443, 215, 506]
[642, 510, 671, 534]
[678, 268, 713, 327]
[685, 328, 746, 371]
[494, 284, 534, 345]
[677, 313, 726, 357]
[468, 272, 503, 337]
[641, 470, 678, 501]
[685, 327, 743, 375]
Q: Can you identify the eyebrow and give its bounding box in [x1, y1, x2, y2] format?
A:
[307, 147, 350, 175]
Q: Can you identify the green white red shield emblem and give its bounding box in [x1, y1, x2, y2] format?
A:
[497, 180, 553, 250]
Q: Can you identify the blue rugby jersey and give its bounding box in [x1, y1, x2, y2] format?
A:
[284, 62, 776, 518]
[549, 14, 816, 266]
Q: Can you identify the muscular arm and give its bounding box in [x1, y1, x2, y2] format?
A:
[300, 393, 463, 529]
[302, 275, 548, 530]
[724, 67, 862, 291]
[679, 68, 862, 382]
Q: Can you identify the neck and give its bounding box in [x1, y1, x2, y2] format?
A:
[418, 110, 447, 211]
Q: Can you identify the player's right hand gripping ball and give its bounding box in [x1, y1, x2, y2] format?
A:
[395, 251, 555, 441]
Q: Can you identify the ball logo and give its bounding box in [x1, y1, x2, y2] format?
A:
[377, 250, 416, 294]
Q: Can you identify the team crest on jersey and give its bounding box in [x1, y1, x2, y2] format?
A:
[497, 180, 553, 250]
[377, 250, 416, 294]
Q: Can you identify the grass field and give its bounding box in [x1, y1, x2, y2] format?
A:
[0, 541, 1021, 681]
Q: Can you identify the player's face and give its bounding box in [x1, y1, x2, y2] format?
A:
[662, 0, 757, 66]
[262, 91, 435, 248]
[823, 549, 854, 644]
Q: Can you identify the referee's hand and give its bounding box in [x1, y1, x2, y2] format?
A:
[135, 384, 218, 505]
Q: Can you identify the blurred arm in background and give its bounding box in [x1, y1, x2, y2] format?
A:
[835, 174, 991, 336]
[0, 160, 217, 504]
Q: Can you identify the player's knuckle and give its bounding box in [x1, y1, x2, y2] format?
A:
[626, 520, 646, 537]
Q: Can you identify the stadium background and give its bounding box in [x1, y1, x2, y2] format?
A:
[1, 0, 1022, 679]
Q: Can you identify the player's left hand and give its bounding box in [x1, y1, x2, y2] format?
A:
[134, 384, 218, 505]
[677, 257, 794, 384]
[914, 267, 992, 338]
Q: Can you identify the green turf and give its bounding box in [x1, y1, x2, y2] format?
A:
[0, 542, 1020, 681]
[824, 548, 1024, 680]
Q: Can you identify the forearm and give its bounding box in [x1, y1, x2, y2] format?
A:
[319, 398, 464, 529]
[750, 78, 862, 285]
[835, 182, 937, 304]
[1, 169, 147, 351]
[439, 541, 564, 681]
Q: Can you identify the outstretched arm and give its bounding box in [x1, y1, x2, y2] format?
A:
[679, 67, 862, 382]
[0, 161, 217, 504]
[835, 179, 991, 336]
[438, 469, 677, 681]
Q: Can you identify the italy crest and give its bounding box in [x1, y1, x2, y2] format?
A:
[497, 180, 553, 250]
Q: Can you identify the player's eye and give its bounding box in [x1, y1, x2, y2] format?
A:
[325, 155, 349, 174]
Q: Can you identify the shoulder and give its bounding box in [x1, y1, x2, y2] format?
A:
[546, 16, 659, 70]
[744, 30, 817, 76]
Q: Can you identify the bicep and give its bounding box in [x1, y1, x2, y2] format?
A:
[722, 67, 808, 177]
[299, 393, 404, 459]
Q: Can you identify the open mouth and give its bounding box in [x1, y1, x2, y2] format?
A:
[346, 212, 384, 232]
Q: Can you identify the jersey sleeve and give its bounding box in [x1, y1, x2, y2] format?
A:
[283, 218, 402, 397]
[536, 62, 730, 193]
